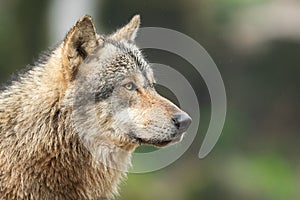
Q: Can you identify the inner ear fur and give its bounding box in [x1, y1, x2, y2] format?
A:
[62, 15, 99, 81]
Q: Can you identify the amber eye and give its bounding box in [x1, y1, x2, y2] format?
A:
[123, 82, 137, 91]
[149, 83, 155, 88]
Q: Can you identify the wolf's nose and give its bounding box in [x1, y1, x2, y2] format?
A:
[172, 112, 192, 133]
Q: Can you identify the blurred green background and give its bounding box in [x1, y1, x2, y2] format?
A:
[0, 0, 299, 199]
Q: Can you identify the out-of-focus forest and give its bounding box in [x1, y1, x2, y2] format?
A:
[0, 0, 299, 199]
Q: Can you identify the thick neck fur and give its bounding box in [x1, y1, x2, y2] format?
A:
[0, 46, 131, 199]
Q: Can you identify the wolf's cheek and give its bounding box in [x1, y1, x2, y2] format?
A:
[110, 108, 144, 133]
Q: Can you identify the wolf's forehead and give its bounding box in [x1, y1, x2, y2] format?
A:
[104, 39, 150, 71]
[83, 39, 153, 82]
[112, 42, 155, 84]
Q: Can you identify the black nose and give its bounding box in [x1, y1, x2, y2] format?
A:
[172, 112, 192, 132]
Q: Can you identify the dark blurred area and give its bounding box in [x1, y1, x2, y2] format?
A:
[0, 0, 299, 199]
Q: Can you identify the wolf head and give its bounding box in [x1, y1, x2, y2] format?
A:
[62, 15, 191, 155]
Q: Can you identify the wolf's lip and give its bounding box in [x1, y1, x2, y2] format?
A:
[127, 129, 186, 147]
[151, 140, 173, 147]
[132, 137, 173, 147]
[151, 133, 185, 147]
[171, 130, 185, 137]
[170, 131, 186, 143]
[130, 132, 185, 147]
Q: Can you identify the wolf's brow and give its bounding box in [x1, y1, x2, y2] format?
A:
[104, 39, 149, 71]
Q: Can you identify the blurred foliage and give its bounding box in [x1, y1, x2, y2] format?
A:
[0, 0, 299, 199]
[0, 0, 49, 82]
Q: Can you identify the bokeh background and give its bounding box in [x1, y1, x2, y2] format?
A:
[0, 0, 299, 199]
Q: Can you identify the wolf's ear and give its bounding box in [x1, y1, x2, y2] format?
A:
[109, 15, 140, 42]
[62, 15, 99, 81]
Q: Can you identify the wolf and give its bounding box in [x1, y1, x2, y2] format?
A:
[0, 15, 191, 199]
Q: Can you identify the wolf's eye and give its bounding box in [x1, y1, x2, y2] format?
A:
[123, 82, 137, 91]
[149, 83, 155, 88]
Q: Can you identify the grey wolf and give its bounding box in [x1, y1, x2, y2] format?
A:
[0, 15, 191, 199]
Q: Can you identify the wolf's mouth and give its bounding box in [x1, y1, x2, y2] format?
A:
[135, 137, 173, 147]
[128, 132, 185, 147]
